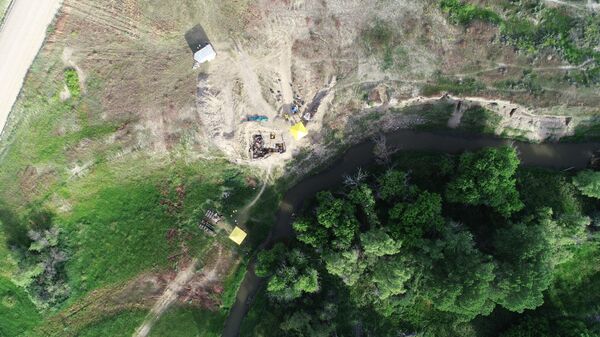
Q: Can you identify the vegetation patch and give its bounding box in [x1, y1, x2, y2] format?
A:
[0, 277, 41, 337]
[0, 0, 10, 22]
[75, 310, 146, 337]
[220, 259, 247, 313]
[422, 76, 486, 96]
[499, 8, 600, 65]
[458, 106, 502, 134]
[150, 306, 227, 337]
[399, 103, 455, 130]
[493, 69, 544, 95]
[64, 68, 81, 98]
[361, 21, 408, 71]
[439, 1, 600, 86]
[440, 0, 501, 26]
[562, 118, 600, 141]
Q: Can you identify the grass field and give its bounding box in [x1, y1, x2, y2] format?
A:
[72, 306, 227, 337]
[0, 0, 10, 22]
[75, 310, 146, 337]
[151, 306, 227, 337]
[0, 276, 41, 337]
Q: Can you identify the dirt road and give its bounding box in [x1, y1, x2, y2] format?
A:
[0, 0, 62, 136]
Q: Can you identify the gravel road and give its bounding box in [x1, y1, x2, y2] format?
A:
[0, 0, 62, 136]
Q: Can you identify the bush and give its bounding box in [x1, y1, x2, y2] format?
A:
[64, 68, 80, 98]
[422, 76, 486, 96]
[440, 0, 501, 26]
[15, 226, 70, 308]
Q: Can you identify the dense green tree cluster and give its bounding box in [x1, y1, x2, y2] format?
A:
[573, 170, 600, 199]
[251, 147, 598, 336]
[255, 244, 319, 302]
[500, 316, 598, 337]
[446, 146, 523, 216]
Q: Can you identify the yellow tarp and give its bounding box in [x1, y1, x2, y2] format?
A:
[229, 226, 247, 245]
[290, 122, 308, 140]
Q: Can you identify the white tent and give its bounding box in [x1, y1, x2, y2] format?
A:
[194, 44, 216, 64]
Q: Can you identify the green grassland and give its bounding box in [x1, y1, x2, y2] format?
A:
[151, 306, 227, 337]
[0, 20, 276, 336]
[0, 276, 41, 337]
[60, 305, 228, 337]
[75, 310, 147, 337]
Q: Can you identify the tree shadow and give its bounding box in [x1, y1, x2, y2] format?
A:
[0, 204, 54, 249]
[184, 24, 210, 54]
[0, 206, 28, 248]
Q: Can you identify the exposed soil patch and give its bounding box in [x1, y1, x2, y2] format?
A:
[133, 243, 237, 337]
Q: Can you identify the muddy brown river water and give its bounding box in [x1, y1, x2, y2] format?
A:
[222, 130, 600, 337]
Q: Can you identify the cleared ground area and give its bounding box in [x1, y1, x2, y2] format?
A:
[0, 0, 62, 135]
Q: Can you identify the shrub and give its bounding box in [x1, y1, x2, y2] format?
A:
[64, 68, 80, 98]
[440, 0, 501, 26]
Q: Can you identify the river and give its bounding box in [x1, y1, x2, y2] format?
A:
[221, 129, 600, 337]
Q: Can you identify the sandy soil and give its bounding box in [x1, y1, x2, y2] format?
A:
[192, 0, 599, 177]
[0, 0, 62, 136]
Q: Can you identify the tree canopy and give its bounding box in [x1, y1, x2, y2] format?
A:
[251, 148, 598, 337]
[388, 190, 444, 243]
[446, 146, 524, 216]
[421, 229, 496, 320]
[573, 170, 600, 199]
[255, 244, 320, 302]
[492, 212, 555, 312]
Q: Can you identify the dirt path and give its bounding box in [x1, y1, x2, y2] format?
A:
[0, 0, 62, 136]
[132, 244, 227, 337]
[132, 257, 200, 337]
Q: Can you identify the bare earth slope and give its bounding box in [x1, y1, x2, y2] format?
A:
[0, 0, 62, 135]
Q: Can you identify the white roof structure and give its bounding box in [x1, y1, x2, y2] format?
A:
[194, 44, 216, 64]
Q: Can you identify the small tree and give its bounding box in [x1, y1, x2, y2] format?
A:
[377, 170, 410, 201]
[372, 133, 391, 165]
[256, 245, 320, 302]
[422, 229, 496, 320]
[493, 212, 556, 313]
[16, 227, 70, 308]
[348, 184, 379, 225]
